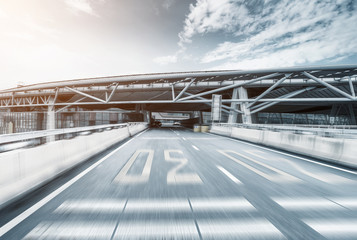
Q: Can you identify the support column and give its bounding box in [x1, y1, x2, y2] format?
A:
[199, 111, 203, 124]
[238, 87, 252, 124]
[135, 104, 141, 113]
[46, 98, 55, 142]
[142, 110, 150, 123]
[329, 104, 338, 125]
[348, 104, 356, 125]
[228, 88, 239, 123]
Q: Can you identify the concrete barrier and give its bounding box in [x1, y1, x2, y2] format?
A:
[211, 125, 357, 169]
[0, 123, 147, 208]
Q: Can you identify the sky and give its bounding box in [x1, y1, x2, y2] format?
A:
[0, 0, 356, 89]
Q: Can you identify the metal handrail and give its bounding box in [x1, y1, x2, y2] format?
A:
[213, 123, 357, 138]
[0, 122, 144, 144]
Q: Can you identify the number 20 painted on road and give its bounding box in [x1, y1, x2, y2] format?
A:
[114, 149, 202, 185]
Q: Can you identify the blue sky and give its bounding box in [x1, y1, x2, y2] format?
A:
[0, 0, 356, 89]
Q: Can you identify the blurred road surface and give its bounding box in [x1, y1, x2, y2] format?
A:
[1, 127, 357, 239]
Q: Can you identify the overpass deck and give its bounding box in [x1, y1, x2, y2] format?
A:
[1, 127, 357, 239]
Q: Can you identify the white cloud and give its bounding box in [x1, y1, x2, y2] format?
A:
[176, 0, 357, 69]
[178, 0, 250, 47]
[153, 54, 178, 65]
[64, 0, 100, 16]
[162, 0, 175, 10]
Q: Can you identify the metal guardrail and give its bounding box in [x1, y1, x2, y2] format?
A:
[213, 123, 357, 139]
[0, 122, 146, 152]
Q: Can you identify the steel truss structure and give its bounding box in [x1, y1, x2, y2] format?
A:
[0, 65, 356, 115]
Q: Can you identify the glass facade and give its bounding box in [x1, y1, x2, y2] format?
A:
[0, 111, 130, 134]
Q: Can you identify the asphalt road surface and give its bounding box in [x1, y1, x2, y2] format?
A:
[1, 126, 357, 239]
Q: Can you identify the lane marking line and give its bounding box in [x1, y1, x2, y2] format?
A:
[190, 198, 255, 211]
[54, 200, 126, 213]
[55, 197, 257, 212]
[182, 137, 187, 141]
[272, 197, 344, 210]
[206, 132, 357, 176]
[0, 129, 148, 238]
[125, 199, 190, 212]
[304, 219, 357, 236]
[192, 145, 199, 151]
[24, 221, 117, 239]
[244, 149, 353, 184]
[218, 150, 300, 183]
[216, 165, 242, 184]
[330, 198, 357, 209]
[113, 220, 198, 239]
[141, 137, 180, 140]
[198, 219, 285, 239]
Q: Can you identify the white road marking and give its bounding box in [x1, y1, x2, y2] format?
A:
[113, 220, 199, 239]
[192, 145, 199, 151]
[218, 150, 300, 183]
[216, 166, 242, 184]
[243, 150, 269, 160]
[165, 150, 203, 184]
[23, 221, 116, 240]
[210, 133, 357, 176]
[185, 137, 220, 140]
[182, 137, 187, 141]
[125, 199, 191, 212]
[141, 137, 180, 140]
[0, 129, 148, 238]
[114, 149, 154, 184]
[198, 219, 285, 239]
[274, 157, 353, 184]
[272, 197, 344, 210]
[242, 150, 354, 184]
[54, 200, 126, 213]
[330, 198, 357, 209]
[304, 219, 357, 237]
[190, 198, 255, 211]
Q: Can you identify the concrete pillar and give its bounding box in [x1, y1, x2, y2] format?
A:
[46, 99, 56, 142]
[8, 121, 14, 134]
[147, 111, 152, 124]
[228, 88, 239, 123]
[238, 87, 252, 124]
[135, 104, 141, 113]
[142, 110, 149, 122]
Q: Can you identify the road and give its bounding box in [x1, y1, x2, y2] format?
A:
[1, 126, 357, 239]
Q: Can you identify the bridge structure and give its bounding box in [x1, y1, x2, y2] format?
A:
[1, 64, 357, 133]
[0, 65, 357, 239]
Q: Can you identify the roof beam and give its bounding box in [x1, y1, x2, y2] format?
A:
[171, 84, 175, 100]
[65, 86, 106, 103]
[106, 83, 119, 103]
[55, 97, 87, 113]
[183, 92, 242, 114]
[173, 78, 196, 102]
[348, 77, 356, 97]
[1, 95, 356, 109]
[177, 72, 281, 102]
[247, 74, 291, 108]
[303, 72, 355, 100]
[250, 87, 315, 114]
